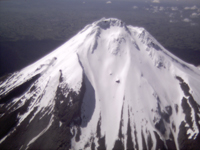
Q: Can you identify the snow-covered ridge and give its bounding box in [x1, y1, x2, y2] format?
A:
[94, 18, 127, 29]
[0, 18, 200, 150]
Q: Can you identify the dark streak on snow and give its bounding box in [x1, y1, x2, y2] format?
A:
[147, 131, 153, 150]
[96, 113, 101, 138]
[96, 113, 106, 150]
[75, 127, 81, 142]
[175, 104, 179, 114]
[156, 95, 172, 124]
[84, 142, 90, 149]
[126, 108, 134, 150]
[172, 121, 176, 132]
[155, 119, 166, 135]
[154, 131, 167, 150]
[90, 137, 96, 150]
[133, 124, 139, 150]
[166, 131, 176, 150]
[97, 136, 106, 150]
[182, 97, 193, 129]
[54, 69, 86, 145]
[113, 96, 125, 150]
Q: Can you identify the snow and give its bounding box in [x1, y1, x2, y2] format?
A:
[1, 18, 200, 149]
[72, 18, 200, 149]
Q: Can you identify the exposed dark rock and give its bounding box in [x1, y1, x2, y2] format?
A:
[176, 76, 200, 150]
[0, 108, 19, 140]
[0, 68, 86, 149]
[116, 80, 120, 83]
[157, 101, 172, 123]
[181, 97, 193, 129]
[175, 76, 184, 82]
[84, 142, 90, 149]
[147, 132, 153, 150]
[113, 139, 124, 150]
[166, 132, 176, 150]
[180, 82, 190, 96]
[148, 41, 162, 51]
[96, 114, 106, 150]
[27, 116, 72, 150]
[0, 108, 52, 150]
[175, 104, 179, 113]
[119, 98, 124, 140]
[90, 137, 96, 150]
[75, 126, 81, 142]
[97, 136, 106, 150]
[96, 114, 101, 138]
[155, 119, 166, 135]
[113, 97, 125, 150]
[154, 131, 167, 150]
[126, 109, 134, 150]
[54, 69, 86, 127]
[172, 121, 176, 132]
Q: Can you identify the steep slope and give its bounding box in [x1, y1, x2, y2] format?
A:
[0, 18, 200, 150]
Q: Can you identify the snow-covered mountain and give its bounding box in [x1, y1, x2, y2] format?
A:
[0, 18, 200, 150]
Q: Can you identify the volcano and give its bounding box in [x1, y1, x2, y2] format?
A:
[0, 18, 200, 150]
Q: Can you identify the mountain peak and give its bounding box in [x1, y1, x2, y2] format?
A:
[94, 18, 126, 29]
[0, 18, 200, 150]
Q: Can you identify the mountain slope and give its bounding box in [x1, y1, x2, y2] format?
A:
[0, 18, 200, 150]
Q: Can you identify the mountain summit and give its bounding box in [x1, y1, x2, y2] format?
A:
[0, 18, 200, 150]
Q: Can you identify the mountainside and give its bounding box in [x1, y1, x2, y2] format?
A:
[0, 18, 200, 150]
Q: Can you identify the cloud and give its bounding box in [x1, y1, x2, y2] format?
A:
[184, 5, 198, 10]
[133, 6, 138, 9]
[190, 23, 198, 26]
[183, 18, 190, 22]
[171, 7, 178, 11]
[152, 0, 160, 3]
[106, 1, 111, 4]
[169, 20, 178, 23]
[191, 6, 198, 10]
[152, 6, 159, 13]
[184, 7, 190, 10]
[159, 7, 164, 11]
[169, 13, 174, 18]
[190, 13, 200, 18]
